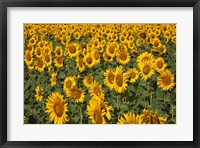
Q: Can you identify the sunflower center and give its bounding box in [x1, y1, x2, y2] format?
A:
[119, 52, 127, 61]
[106, 54, 111, 60]
[37, 59, 44, 68]
[94, 41, 98, 47]
[159, 47, 164, 52]
[65, 80, 72, 89]
[143, 65, 150, 75]
[69, 46, 76, 53]
[130, 71, 136, 78]
[54, 101, 64, 117]
[26, 53, 32, 61]
[162, 75, 171, 86]
[140, 33, 146, 39]
[52, 76, 56, 82]
[56, 50, 61, 56]
[94, 52, 99, 60]
[86, 57, 92, 64]
[36, 49, 41, 55]
[78, 58, 83, 67]
[157, 61, 163, 69]
[109, 46, 115, 54]
[108, 72, 115, 83]
[86, 76, 93, 84]
[94, 86, 101, 96]
[72, 89, 81, 100]
[94, 109, 103, 124]
[45, 55, 50, 62]
[101, 102, 107, 112]
[116, 74, 123, 87]
[57, 56, 63, 64]
[154, 41, 159, 47]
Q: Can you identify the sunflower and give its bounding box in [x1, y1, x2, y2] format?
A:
[126, 68, 139, 83]
[35, 47, 43, 58]
[76, 56, 85, 72]
[63, 76, 76, 94]
[152, 38, 161, 48]
[87, 99, 106, 124]
[158, 44, 167, 54]
[27, 60, 34, 70]
[138, 109, 167, 124]
[35, 86, 43, 101]
[154, 57, 167, 73]
[89, 81, 104, 100]
[67, 87, 85, 103]
[117, 113, 140, 124]
[106, 42, 118, 57]
[54, 46, 63, 57]
[157, 70, 175, 91]
[100, 99, 113, 120]
[171, 36, 176, 44]
[54, 56, 63, 68]
[139, 61, 154, 81]
[83, 53, 95, 68]
[103, 69, 115, 90]
[113, 66, 128, 93]
[66, 43, 80, 58]
[35, 58, 45, 72]
[43, 54, 52, 67]
[103, 52, 113, 62]
[116, 50, 130, 65]
[24, 50, 33, 65]
[83, 75, 94, 88]
[92, 49, 100, 64]
[51, 72, 57, 87]
[45, 92, 68, 124]
[137, 52, 154, 65]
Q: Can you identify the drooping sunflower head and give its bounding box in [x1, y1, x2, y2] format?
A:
[45, 92, 68, 124]
[139, 60, 155, 81]
[126, 68, 139, 83]
[103, 69, 115, 90]
[113, 66, 128, 93]
[116, 50, 130, 65]
[89, 81, 104, 100]
[83, 75, 94, 88]
[35, 86, 43, 101]
[154, 57, 167, 73]
[51, 72, 57, 87]
[67, 87, 85, 103]
[117, 113, 140, 124]
[157, 69, 175, 91]
[63, 76, 76, 94]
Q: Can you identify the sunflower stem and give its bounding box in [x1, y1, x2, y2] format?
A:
[79, 106, 83, 124]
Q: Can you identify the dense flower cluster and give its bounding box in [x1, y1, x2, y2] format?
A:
[24, 24, 176, 124]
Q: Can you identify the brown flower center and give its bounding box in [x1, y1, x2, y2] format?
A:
[54, 100, 64, 117]
[130, 71, 136, 79]
[119, 52, 127, 61]
[116, 74, 123, 87]
[108, 72, 115, 83]
[94, 109, 103, 124]
[162, 75, 171, 86]
[157, 61, 163, 69]
[69, 46, 76, 53]
[143, 65, 150, 75]
[86, 57, 92, 64]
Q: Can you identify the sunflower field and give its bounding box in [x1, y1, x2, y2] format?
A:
[24, 24, 176, 124]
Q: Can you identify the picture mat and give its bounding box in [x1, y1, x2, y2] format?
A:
[7, 7, 193, 141]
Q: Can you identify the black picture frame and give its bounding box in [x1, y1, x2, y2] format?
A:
[0, 0, 199, 148]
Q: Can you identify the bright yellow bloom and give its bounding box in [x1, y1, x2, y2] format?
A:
[103, 69, 115, 90]
[35, 86, 43, 101]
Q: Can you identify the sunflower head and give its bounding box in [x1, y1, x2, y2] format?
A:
[54, 56, 63, 68]
[35, 58, 45, 72]
[126, 68, 139, 83]
[117, 113, 140, 124]
[83, 53, 96, 68]
[63, 76, 76, 94]
[139, 60, 155, 81]
[76, 56, 85, 72]
[66, 43, 80, 58]
[89, 81, 104, 100]
[103, 69, 115, 90]
[51, 72, 57, 87]
[83, 75, 94, 88]
[68, 87, 85, 103]
[154, 57, 167, 73]
[35, 86, 43, 101]
[116, 50, 130, 65]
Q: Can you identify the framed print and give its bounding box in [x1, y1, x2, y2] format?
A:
[0, 0, 200, 148]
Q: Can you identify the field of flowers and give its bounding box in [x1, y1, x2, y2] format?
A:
[24, 24, 176, 124]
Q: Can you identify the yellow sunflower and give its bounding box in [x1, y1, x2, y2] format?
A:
[67, 87, 85, 103]
[106, 42, 118, 57]
[45, 92, 68, 124]
[139, 61, 155, 81]
[157, 70, 175, 91]
[35, 58, 45, 72]
[92, 49, 100, 64]
[27, 60, 35, 70]
[116, 50, 130, 65]
[24, 50, 33, 65]
[76, 56, 85, 72]
[103, 69, 115, 90]
[54, 56, 63, 68]
[43, 54, 52, 67]
[54, 46, 63, 57]
[113, 66, 128, 93]
[154, 57, 167, 73]
[35, 86, 43, 101]
[117, 113, 140, 124]
[83, 75, 94, 88]
[89, 81, 104, 100]
[152, 37, 161, 48]
[35, 47, 43, 58]
[51, 72, 57, 87]
[63, 76, 76, 94]
[126, 68, 139, 83]
[66, 43, 80, 58]
[87, 99, 106, 124]
[137, 52, 154, 65]
[103, 52, 113, 62]
[83, 53, 96, 68]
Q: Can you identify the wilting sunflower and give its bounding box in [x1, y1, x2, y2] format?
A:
[113, 66, 128, 93]
[103, 69, 115, 90]
[87, 99, 106, 124]
[154, 57, 167, 73]
[137, 52, 154, 65]
[45, 92, 68, 124]
[117, 113, 140, 124]
[83, 53, 96, 68]
[76, 56, 85, 72]
[126, 68, 139, 83]
[171, 36, 176, 44]
[116, 50, 130, 65]
[35, 58, 45, 72]
[157, 70, 175, 91]
[89, 81, 104, 100]
[67, 87, 85, 103]
[35, 86, 43, 101]
[83, 75, 93, 88]
[66, 43, 80, 58]
[63, 76, 76, 94]
[54, 56, 63, 68]
[106, 42, 118, 57]
[138, 109, 167, 124]
[139, 61, 155, 81]
[51, 72, 57, 87]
